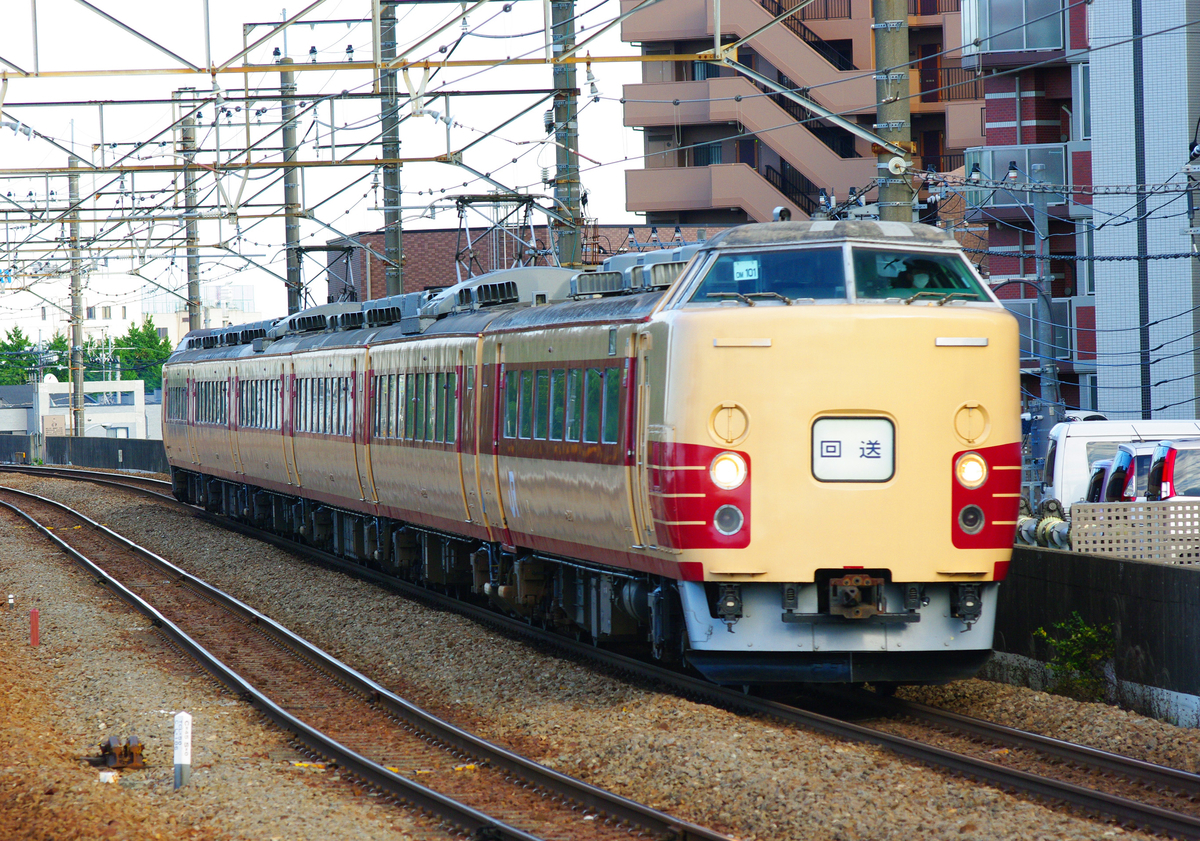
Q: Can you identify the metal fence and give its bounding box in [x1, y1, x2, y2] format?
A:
[1071, 501, 1200, 563]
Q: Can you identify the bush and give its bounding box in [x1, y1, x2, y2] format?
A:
[1032, 612, 1114, 702]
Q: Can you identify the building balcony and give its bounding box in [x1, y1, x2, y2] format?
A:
[961, 0, 1067, 69]
[626, 164, 802, 222]
[620, 0, 876, 113]
[962, 142, 1091, 223]
[625, 77, 875, 195]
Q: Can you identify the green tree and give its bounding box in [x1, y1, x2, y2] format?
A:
[41, 333, 70, 383]
[114, 318, 173, 390]
[0, 326, 37, 385]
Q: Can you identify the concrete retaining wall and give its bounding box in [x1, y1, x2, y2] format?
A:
[997, 546, 1200, 697]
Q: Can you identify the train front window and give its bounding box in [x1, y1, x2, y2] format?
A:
[852, 248, 987, 302]
[687, 248, 845, 304]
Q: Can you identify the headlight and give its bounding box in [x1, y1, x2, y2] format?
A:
[714, 504, 745, 535]
[955, 452, 988, 489]
[710, 451, 747, 490]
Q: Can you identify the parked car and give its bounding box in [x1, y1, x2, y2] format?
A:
[1146, 439, 1200, 500]
[1084, 459, 1114, 503]
[1103, 441, 1161, 502]
[1042, 420, 1200, 511]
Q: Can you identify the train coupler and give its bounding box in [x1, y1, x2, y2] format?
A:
[829, 574, 886, 620]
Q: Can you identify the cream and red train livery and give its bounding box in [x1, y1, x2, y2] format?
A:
[163, 220, 1021, 685]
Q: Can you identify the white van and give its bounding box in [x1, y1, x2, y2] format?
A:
[1043, 420, 1200, 511]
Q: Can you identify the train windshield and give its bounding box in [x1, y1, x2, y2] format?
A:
[686, 248, 846, 304]
[852, 248, 988, 303]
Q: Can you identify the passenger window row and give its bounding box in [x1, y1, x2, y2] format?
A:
[197, 381, 228, 425]
[166, 386, 188, 422]
[295, 377, 352, 437]
[504, 365, 621, 445]
[372, 371, 458, 444]
[238, 379, 282, 430]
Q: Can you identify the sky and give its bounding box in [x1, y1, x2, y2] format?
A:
[0, 0, 644, 322]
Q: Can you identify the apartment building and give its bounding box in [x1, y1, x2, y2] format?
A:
[960, 0, 1095, 418]
[619, 0, 984, 225]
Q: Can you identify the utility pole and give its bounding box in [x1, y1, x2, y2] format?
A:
[176, 91, 202, 331]
[551, 0, 582, 267]
[1031, 162, 1060, 447]
[67, 155, 84, 437]
[873, 0, 912, 222]
[280, 59, 302, 313]
[380, 3, 403, 296]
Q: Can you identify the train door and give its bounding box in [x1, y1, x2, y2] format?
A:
[279, 369, 292, 485]
[284, 361, 300, 487]
[230, 368, 244, 475]
[631, 331, 657, 547]
[454, 346, 480, 525]
[185, 376, 199, 465]
[352, 355, 377, 503]
[479, 342, 512, 546]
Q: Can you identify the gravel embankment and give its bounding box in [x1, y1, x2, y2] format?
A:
[1, 474, 1184, 840]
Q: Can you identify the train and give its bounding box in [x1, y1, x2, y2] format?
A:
[162, 219, 1022, 686]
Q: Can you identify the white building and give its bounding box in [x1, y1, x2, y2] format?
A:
[0, 379, 152, 441]
[1091, 1, 1200, 419]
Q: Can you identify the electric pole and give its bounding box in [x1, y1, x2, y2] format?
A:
[873, 0, 912, 222]
[281, 58, 302, 313]
[1031, 163, 1060, 447]
[381, 3, 403, 296]
[175, 90, 202, 331]
[68, 155, 84, 437]
[551, 0, 581, 267]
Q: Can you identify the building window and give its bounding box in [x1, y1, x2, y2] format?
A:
[1078, 64, 1090, 140]
[695, 141, 723, 167]
[86, 306, 95, 319]
[41, 307, 46, 320]
[102, 306, 112, 319]
[978, 0, 1063, 52]
[157, 327, 169, 339]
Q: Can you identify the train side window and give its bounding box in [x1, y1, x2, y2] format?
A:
[504, 368, 518, 438]
[339, 378, 349, 437]
[400, 374, 410, 439]
[324, 378, 333, 435]
[583, 368, 602, 443]
[518, 370, 534, 439]
[445, 372, 457, 444]
[565, 369, 582, 441]
[376, 375, 384, 437]
[386, 374, 395, 437]
[405, 373, 416, 439]
[433, 372, 445, 442]
[414, 373, 426, 440]
[461, 369, 474, 446]
[602, 368, 620, 444]
[549, 369, 565, 440]
[534, 370, 550, 440]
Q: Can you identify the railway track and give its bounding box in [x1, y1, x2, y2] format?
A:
[0, 481, 730, 841]
[10, 465, 1200, 839]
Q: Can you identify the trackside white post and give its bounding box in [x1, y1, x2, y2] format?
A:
[173, 712, 192, 789]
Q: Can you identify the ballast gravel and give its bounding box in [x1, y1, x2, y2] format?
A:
[0, 474, 1186, 841]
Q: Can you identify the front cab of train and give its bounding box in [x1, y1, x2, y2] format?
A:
[645, 220, 1022, 686]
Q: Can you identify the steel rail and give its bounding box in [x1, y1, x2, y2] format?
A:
[13, 465, 1200, 838]
[220, 522, 1200, 841]
[868, 693, 1200, 799]
[0, 478, 730, 841]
